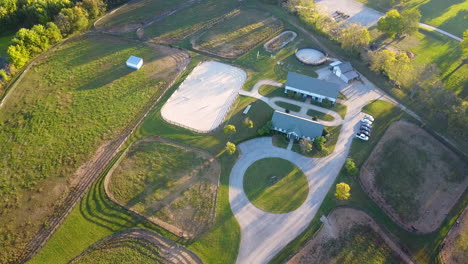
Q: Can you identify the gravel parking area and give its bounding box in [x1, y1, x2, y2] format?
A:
[316, 0, 384, 28]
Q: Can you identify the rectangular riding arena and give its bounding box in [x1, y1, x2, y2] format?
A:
[161, 61, 246, 133]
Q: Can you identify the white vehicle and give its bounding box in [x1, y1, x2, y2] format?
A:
[355, 133, 369, 141]
[363, 115, 374, 122]
[361, 118, 373, 125]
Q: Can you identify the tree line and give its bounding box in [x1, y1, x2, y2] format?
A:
[0, 0, 124, 92]
[284, 0, 468, 148]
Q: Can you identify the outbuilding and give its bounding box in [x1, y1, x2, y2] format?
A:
[285, 72, 339, 104]
[271, 111, 324, 141]
[330, 61, 359, 83]
[126, 56, 143, 70]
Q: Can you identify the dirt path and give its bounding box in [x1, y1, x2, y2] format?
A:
[440, 207, 468, 264]
[69, 228, 203, 264]
[287, 208, 415, 264]
[360, 120, 468, 233]
[104, 136, 221, 239]
[16, 39, 191, 264]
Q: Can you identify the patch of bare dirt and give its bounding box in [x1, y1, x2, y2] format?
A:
[264, 30, 297, 53]
[287, 208, 414, 264]
[440, 208, 468, 264]
[69, 228, 203, 264]
[104, 136, 221, 239]
[360, 120, 468, 233]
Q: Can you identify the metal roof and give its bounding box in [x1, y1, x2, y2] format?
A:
[126, 56, 143, 65]
[271, 111, 324, 139]
[335, 62, 354, 73]
[285, 72, 339, 99]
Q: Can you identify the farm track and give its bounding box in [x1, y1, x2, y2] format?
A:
[16, 46, 190, 264]
[69, 228, 203, 264]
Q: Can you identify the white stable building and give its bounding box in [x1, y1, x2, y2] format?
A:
[330, 61, 359, 83]
[126, 56, 143, 70]
[285, 72, 339, 104]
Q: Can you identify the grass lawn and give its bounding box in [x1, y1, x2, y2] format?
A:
[0, 32, 14, 56]
[258, 85, 307, 102]
[358, 0, 468, 36]
[96, 0, 187, 29]
[291, 125, 342, 157]
[275, 101, 301, 112]
[0, 32, 186, 263]
[306, 109, 334, 121]
[70, 236, 165, 263]
[310, 100, 348, 119]
[192, 9, 284, 58]
[272, 133, 290, 149]
[243, 158, 308, 213]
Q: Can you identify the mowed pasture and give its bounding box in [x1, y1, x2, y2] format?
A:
[107, 137, 220, 238]
[70, 228, 202, 264]
[144, 0, 240, 43]
[287, 208, 411, 264]
[95, 0, 187, 33]
[192, 9, 284, 58]
[359, 0, 468, 36]
[360, 120, 468, 233]
[0, 33, 187, 262]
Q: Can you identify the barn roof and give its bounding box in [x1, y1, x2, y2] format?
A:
[285, 72, 339, 99]
[271, 111, 324, 139]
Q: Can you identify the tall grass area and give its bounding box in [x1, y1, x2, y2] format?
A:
[97, 0, 187, 28]
[272, 99, 467, 264]
[0, 33, 181, 262]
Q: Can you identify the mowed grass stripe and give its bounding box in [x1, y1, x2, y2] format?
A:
[244, 158, 308, 214]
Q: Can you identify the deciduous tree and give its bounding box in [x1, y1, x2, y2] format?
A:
[313, 136, 326, 151]
[224, 124, 236, 135]
[377, 9, 404, 38]
[299, 138, 313, 153]
[338, 23, 371, 50]
[243, 117, 254, 128]
[461, 29, 468, 59]
[344, 158, 358, 176]
[335, 182, 351, 200]
[225, 141, 236, 155]
[55, 6, 89, 36]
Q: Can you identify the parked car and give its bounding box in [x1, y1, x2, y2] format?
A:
[363, 114, 374, 122]
[355, 133, 369, 141]
[360, 122, 372, 129]
[360, 130, 371, 137]
[361, 118, 372, 124]
[360, 125, 371, 132]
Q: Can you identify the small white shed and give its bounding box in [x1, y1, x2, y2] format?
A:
[126, 56, 143, 70]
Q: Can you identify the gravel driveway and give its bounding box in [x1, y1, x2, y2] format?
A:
[229, 69, 389, 263]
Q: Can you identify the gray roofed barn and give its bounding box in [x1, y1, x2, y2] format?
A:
[285, 72, 339, 100]
[271, 111, 324, 140]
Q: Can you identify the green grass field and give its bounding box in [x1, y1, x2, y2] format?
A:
[193, 9, 283, 58]
[243, 158, 308, 213]
[0, 33, 14, 56]
[306, 109, 335, 121]
[97, 0, 187, 29]
[274, 101, 301, 112]
[69, 236, 165, 264]
[359, 0, 468, 36]
[0, 33, 184, 262]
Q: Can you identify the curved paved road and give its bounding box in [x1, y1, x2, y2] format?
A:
[230, 73, 389, 263]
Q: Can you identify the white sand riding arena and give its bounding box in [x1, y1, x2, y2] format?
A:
[161, 61, 246, 133]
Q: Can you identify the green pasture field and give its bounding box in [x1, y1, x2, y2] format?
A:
[358, 0, 468, 36]
[143, 0, 240, 41]
[371, 28, 468, 97]
[192, 9, 283, 58]
[306, 109, 335, 121]
[243, 158, 309, 213]
[97, 0, 187, 29]
[0, 32, 184, 262]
